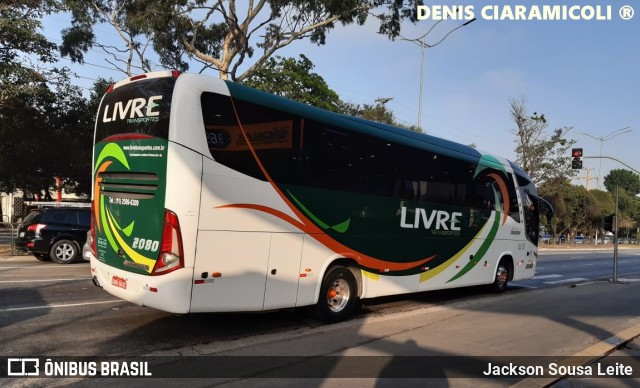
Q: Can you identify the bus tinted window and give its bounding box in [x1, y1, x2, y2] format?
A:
[200, 91, 519, 219]
[301, 121, 367, 193]
[96, 77, 175, 141]
[202, 92, 300, 184]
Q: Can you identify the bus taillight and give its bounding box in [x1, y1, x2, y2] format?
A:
[152, 209, 184, 275]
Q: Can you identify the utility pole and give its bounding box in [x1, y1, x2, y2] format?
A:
[578, 168, 598, 190]
[575, 127, 632, 189]
[613, 186, 619, 283]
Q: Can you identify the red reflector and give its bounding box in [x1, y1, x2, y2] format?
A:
[149, 287, 158, 293]
[171, 70, 181, 78]
[194, 280, 205, 284]
[27, 242, 34, 248]
[299, 273, 307, 278]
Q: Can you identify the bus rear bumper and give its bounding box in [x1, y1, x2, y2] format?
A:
[90, 257, 193, 314]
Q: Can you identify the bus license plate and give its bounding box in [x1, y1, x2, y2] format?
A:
[112, 276, 127, 289]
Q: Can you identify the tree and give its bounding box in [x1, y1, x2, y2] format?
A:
[1, 1, 102, 201]
[339, 101, 422, 132]
[510, 97, 576, 185]
[340, 101, 396, 125]
[1, 69, 92, 195]
[243, 54, 341, 112]
[1, 0, 58, 202]
[1, 1, 57, 105]
[60, 1, 424, 81]
[242, 54, 421, 131]
[61, 0, 154, 76]
[603, 169, 640, 196]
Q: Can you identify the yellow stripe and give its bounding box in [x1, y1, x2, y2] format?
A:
[106, 209, 156, 272]
[361, 270, 379, 281]
[419, 212, 496, 283]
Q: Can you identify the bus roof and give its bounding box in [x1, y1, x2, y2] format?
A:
[224, 80, 528, 178]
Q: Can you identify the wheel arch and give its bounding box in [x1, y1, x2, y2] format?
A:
[49, 234, 82, 249]
[315, 256, 363, 303]
[496, 253, 515, 281]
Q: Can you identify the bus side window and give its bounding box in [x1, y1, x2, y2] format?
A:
[301, 121, 366, 193]
[202, 92, 301, 185]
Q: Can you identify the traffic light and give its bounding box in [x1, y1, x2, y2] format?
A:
[571, 148, 583, 169]
[603, 214, 615, 232]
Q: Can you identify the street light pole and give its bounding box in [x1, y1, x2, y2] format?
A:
[398, 18, 476, 131]
[575, 127, 632, 189]
[418, 37, 425, 129]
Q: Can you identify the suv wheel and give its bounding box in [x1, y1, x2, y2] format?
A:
[50, 240, 79, 264]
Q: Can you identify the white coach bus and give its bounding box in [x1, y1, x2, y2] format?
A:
[88, 70, 551, 322]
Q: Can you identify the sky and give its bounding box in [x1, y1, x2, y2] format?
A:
[41, 0, 639, 190]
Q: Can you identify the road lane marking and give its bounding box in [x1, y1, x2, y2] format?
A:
[0, 278, 90, 283]
[532, 274, 562, 280]
[510, 284, 538, 289]
[545, 277, 588, 285]
[0, 300, 123, 312]
[0, 265, 87, 269]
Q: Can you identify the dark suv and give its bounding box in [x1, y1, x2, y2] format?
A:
[15, 207, 91, 264]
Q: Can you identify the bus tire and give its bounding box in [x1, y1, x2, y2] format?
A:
[315, 266, 359, 323]
[490, 259, 510, 293]
[50, 239, 79, 264]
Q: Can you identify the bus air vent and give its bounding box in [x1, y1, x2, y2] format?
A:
[98, 172, 159, 199]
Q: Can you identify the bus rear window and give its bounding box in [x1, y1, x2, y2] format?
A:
[96, 77, 176, 141]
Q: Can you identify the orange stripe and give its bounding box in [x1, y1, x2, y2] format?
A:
[218, 203, 436, 272]
[488, 173, 509, 225]
[94, 161, 112, 232]
[226, 98, 436, 272]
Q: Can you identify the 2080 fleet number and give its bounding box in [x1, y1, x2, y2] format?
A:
[132, 238, 159, 252]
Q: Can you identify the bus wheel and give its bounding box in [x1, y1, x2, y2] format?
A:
[316, 266, 359, 323]
[491, 260, 510, 293]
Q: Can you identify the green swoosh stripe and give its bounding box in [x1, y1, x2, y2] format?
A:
[287, 190, 351, 233]
[447, 211, 501, 283]
[95, 143, 130, 173]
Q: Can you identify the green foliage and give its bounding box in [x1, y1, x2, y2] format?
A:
[0, 1, 110, 197]
[339, 102, 396, 125]
[242, 54, 419, 130]
[538, 177, 640, 240]
[243, 55, 341, 112]
[510, 97, 576, 185]
[59, 1, 424, 80]
[603, 169, 640, 196]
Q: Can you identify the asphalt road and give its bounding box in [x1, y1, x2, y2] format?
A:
[1, 248, 639, 359]
[517, 247, 640, 289]
[0, 249, 640, 387]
